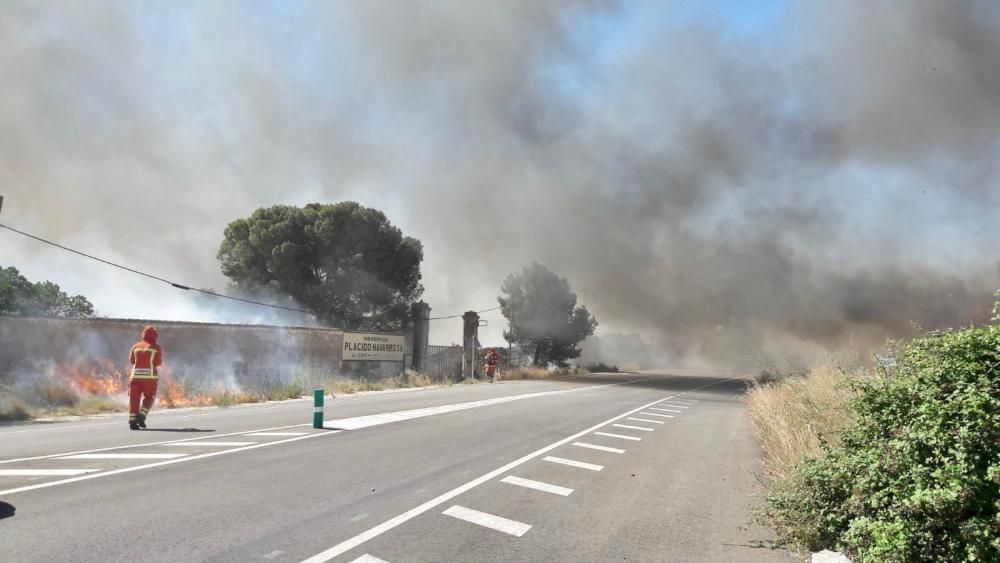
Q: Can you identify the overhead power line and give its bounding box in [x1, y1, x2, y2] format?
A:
[428, 306, 500, 321]
[0, 222, 314, 315]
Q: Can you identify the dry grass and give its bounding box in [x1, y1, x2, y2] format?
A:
[326, 371, 439, 395]
[501, 366, 589, 381]
[0, 392, 33, 421]
[746, 365, 859, 481]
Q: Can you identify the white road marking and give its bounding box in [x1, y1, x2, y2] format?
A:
[662, 406, 689, 410]
[543, 456, 604, 471]
[442, 505, 532, 537]
[59, 453, 190, 460]
[163, 441, 258, 447]
[612, 423, 654, 432]
[298, 391, 700, 563]
[501, 475, 574, 496]
[323, 381, 631, 431]
[350, 555, 389, 563]
[0, 423, 314, 465]
[627, 417, 665, 425]
[594, 432, 642, 441]
[246, 432, 309, 437]
[0, 469, 100, 476]
[0, 432, 338, 496]
[649, 408, 683, 413]
[638, 412, 674, 418]
[670, 399, 697, 403]
[572, 442, 625, 454]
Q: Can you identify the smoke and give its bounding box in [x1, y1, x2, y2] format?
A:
[1, 1, 997, 367]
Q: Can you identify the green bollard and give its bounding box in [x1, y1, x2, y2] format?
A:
[313, 389, 324, 429]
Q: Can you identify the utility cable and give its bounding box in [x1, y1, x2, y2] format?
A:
[427, 305, 500, 321]
[0, 222, 315, 315]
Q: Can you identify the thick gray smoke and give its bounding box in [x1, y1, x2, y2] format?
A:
[1, 1, 997, 367]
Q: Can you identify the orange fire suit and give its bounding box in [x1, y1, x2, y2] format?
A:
[128, 326, 163, 427]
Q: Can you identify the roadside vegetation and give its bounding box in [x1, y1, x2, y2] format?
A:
[585, 362, 619, 373]
[749, 294, 1000, 562]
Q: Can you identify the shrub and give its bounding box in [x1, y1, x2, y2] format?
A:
[585, 362, 619, 373]
[758, 325, 1000, 562]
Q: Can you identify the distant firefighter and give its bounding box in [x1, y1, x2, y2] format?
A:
[484, 347, 501, 383]
[128, 325, 163, 430]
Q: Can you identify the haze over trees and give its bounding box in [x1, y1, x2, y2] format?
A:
[217, 202, 423, 331]
[0, 266, 95, 318]
[499, 262, 598, 367]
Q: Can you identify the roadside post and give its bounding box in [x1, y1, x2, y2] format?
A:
[313, 389, 324, 429]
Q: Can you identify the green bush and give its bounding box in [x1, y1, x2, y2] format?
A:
[759, 324, 1000, 562]
[585, 362, 619, 373]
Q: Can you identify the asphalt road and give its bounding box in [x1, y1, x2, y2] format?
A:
[0, 372, 796, 562]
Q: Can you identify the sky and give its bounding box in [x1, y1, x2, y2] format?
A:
[1, 1, 998, 365]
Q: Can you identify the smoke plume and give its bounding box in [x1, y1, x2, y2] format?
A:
[1, 1, 997, 367]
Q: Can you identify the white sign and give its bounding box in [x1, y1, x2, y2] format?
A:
[343, 332, 405, 362]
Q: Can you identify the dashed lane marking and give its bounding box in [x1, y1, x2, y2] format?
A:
[638, 412, 674, 418]
[442, 505, 532, 537]
[163, 441, 258, 447]
[661, 404, 690, 409]
[648, 408, 683, 413]
[297, 390, 696, 563]
[572, 442, 625, 454]
[59, 453, 189, 460]
[593, 432, 642, 441]
[627, 417, 665, 425]
[543, 456, 604, 471]
[612, 423, 654, 432]
[500, 475, 574, 496]
[0, 469, 99, 476]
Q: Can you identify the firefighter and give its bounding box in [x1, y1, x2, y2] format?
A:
[484, 347, 501, 383]
[128, 325, 163, 430]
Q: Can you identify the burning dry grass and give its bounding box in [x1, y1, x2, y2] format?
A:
[745, 365, 859, 481]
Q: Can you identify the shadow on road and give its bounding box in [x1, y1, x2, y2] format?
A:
[141, 428, 215, 433]
[0, 502, 15, 520]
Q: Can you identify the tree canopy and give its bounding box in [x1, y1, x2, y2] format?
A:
[498, 262, 598, 367]
[217, 202, 423, 331]
[0, 266, 95, 318]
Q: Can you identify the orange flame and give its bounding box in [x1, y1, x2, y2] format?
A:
[53, 359, 127, 396]
[50, 360, 218, 408]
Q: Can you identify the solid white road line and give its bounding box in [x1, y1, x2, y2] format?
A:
[59, 453, 190, 460]
[0, 432, 338, 496]
[627, 417, 665, 425]
[500, 475, 574, 496]
[639, 412, 674, 418]
[298, 391, 698, 563]
[594, 432, 642, 441]
[572, 442, 625, 454]
[246, 432, 309, 437]
[0, 423, 314, 465]
[649, 408, 682, 413]
[543, 456, 604, 471]
[0, 469, 100, 476]
[350, 555, 389, 563]
[323, 381, 633, 431]
[163, 441, 258, 447]
[612, 423, 654, 432]
[442, 505, 532, 537]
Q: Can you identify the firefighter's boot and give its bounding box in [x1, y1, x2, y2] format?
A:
[137, 409, 148, 429]
[129, 421, 140, 430]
